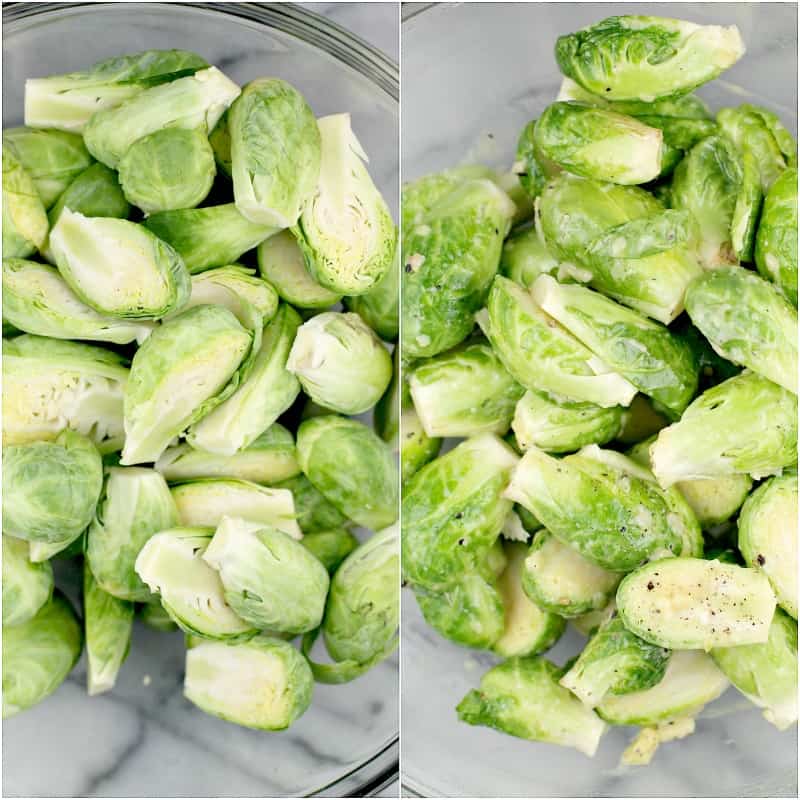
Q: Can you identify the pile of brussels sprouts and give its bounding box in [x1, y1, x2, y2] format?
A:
[402, 15, 797, 763]
[2, 49, 399, 730]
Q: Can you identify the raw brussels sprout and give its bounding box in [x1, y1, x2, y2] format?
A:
[521, 529, 622, 617]
[649, 371, 797, 487]
[3, 334, 128, 449]
[533, 274, 698, 416]
[755, 167, 797, 305]
[297, 415, 398, 530]
[86, 467, 179, 602]
[512, 389, 623, 454]
[230, 78, 320, 227]
[83, 563, 134, 695]
[121, 305, 253, 465]
[286, 311, 392, 415]
[2, 593, 82, 718]
[83, 66, 239, 169]
[171, 478, 301, 540]
[597, 650, 728, 725]
[560, 616, 670, 706]
[156, 424, 300, 485]
[539, 174, 702, 324]
[457, 657, 606, 756]
[139, 601, 178, 632]
[478, 276, 637, 408]
[738, 472, 798, 619]
[402, 434, 518, 590]
[499, 225, 560, 288]
[617, 557, 777, 649]
[534, 102, 664, 184]
[273, 474, 348, 534]
[28, 530, 86, 563]
[187, 265, 278, 322]
[400, 407, 442, 483]
[118, 126, 215, 213]
[711, 608, 797, 730]
[300, 528, 359, 574]
[203, 517, 329, 634]
[184, 635, 312, 730]
[3, 429, 102, 545]
[409, 340, 524, 438]
[3, 127, 92, 208]
[208, 109, 231, 176]
[2, 536, 54, 628]
[402, 177, 515, 358]
[24, 49, 209, 132]
[145, 203, 278, 274]
[295, 114, 395, 295]
[49, 209, 191, 319]
[344, 241, 400, 341]
[686, 266, 797, 394]
[3, 259, 153, 345]
[3, 148, 49, 259]
[134, 527, 255, 640]
[555, 16, 744, 102]
[494, 541, 566, 658]
[187, 304, 301, 455]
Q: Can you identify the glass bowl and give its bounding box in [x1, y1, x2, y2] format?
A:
[401, 3, 797, 797]
[2, 3, 398, 797]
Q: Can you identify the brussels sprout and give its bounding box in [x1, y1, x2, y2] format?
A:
[203, 517, 328, 634]
[187, 304, 300, 455]
[515, 505, 542, 536]
[403, 434, 518, 590]
[134, 527, 255, 640]
[83, 67, 239, 169]
[755, 167, 798, 305]
[521, 529, 623, 617]
[186, 265, 278, 322]
[300, 528, 359, 574]
[617, 557, 776, 649]
[286, 311, 392, 415]
[478, 276, 637, 408]
[711, 608, 797, 730]
[402, 177, 515, 358]
[28, 530, 86, 563]
[560, 616, 670, 706]
[375, 347, 400, 446]
[400, 407, 442, 483]
[2, 536, 54, 628]
[145, 204, 278, 274]
[83, 562, 134, 695]
[499, 225, 560, 289]
[3, 148, 49, 259]
[494, 541, 566, 658]
[616, 393, 669, 445]
[3, 429, 102, 545]
[649, 371, 797, 487]
[738, 472, 798, 619]
[184, 635, 312, 730]
[297, 415, 398, 530]
[512, 389, 623, 454]
[539, 174, 702, 324]
[622, 717, 698, 765]
[500, 510, 530, 544]
[344, 241, 400, 341]
[24, 49, 209, 132]
[86, 467, 178, 602]
[139, 601, 178, 632]
[273, 474, 348, 534]
[3, 334, 128, 449]
[597, 650, 728, 725]
[294, 114, 395, 295]
[118, 126, 215, 213]
[121, 305, 253, 465]
[409, 340, 524, 438]
[229, 78, 320, 227]
[49, 209, 191, 319]
[513, 120, 550, 200]
[3, 127, 93, 208]
[2, 259, 153, 345]
[2, 593, 82, 718]
[457, 657, 606, 756]
[171, 478, 301, 540]
[555, 16, 744, 102]
[208, 109, 231, 176]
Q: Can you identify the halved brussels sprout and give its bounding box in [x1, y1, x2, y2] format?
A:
[344, 241, 399, 341]
[400, 407, 442, 483]
[2, 536, 54, 628]
[300, 528, 359, 574]
[186, 265, 278, 322]
[3, 148, 49, 259]
[274, 474, 349, 534]
[499, 225, 560, 289]
[755, 167, 797, 305]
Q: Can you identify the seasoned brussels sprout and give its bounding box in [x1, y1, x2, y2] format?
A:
[400, 407, 442, 483]
[738, 472, 797, 619]
[186, 265, 278, 322]
[286, 311, 391, 415]
[295, 114, 395, 295]
[3, 148, 49, 259]
[344, 241, 400, 341]
[555, 16, 744, 102]
[499, 225, 560, 288]
[2, 536, 53, 628]
[300, 528, 359, 574]
[139, 601, 178, 632]
[457, 657, 606, 756]
[184, 635, 312, 730]
[297, 415, 398, 530]
[649, 371, 797, 487]
[86, 467, 178, 602]
[273, 474, 349, 534]
[756, 167, 797, 305]
[2, 593, 83, 718]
